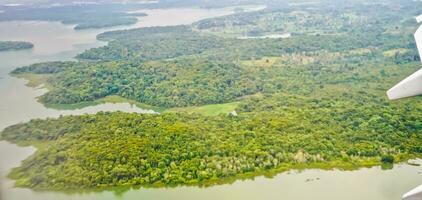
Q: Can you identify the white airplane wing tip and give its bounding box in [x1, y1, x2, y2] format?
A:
[387, 68, 422, 100]
[402, 185, 422, 200]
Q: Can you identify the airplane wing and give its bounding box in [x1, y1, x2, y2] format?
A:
[387, 18, 422, 100]
[387, 68, 422, 100]
[402, 185, 422, 200]
[392, 17, 422, 200]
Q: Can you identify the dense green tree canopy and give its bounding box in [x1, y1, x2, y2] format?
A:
[2, 106, 420, 189]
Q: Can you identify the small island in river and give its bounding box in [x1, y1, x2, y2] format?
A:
[0, 41, 34, 51]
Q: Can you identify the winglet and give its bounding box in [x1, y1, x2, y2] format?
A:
[402, 185, 422, 200]
[387, 17, 422, 100]
[387, 68, 422, 100]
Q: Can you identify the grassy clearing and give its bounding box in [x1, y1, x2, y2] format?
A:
[241, 56, 282, 67]
[383, 48, 409, 57]
[349, 48, 372, 55]
[166, 102, 240, 116]
[15, 73, 53, 89]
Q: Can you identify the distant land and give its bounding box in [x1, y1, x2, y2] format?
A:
[0, 41, 33, 51]
[0, 3, 149, 30]
[0, 0, 255, 30]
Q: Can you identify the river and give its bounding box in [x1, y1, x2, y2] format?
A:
[0, 5, 421, 200]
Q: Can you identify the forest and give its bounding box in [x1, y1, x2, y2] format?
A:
[12, 21, 419, 107]
[1, 109, 420, 189]
[0, 41, 33, 51]
[2, 0, 422, 190]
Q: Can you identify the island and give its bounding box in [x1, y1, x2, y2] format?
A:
[0, 41, 33, 51]
[0, 4, 148, 30]
[2, 0, 422, 191]
[1, 111, 419, 190]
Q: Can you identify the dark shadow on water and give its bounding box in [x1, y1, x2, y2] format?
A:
[32, 177, 249, 196]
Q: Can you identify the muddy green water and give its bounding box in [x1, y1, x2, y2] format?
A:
[0, 5, 420, 200]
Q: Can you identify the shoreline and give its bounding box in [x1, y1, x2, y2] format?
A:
[3, 136, 421, 192]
